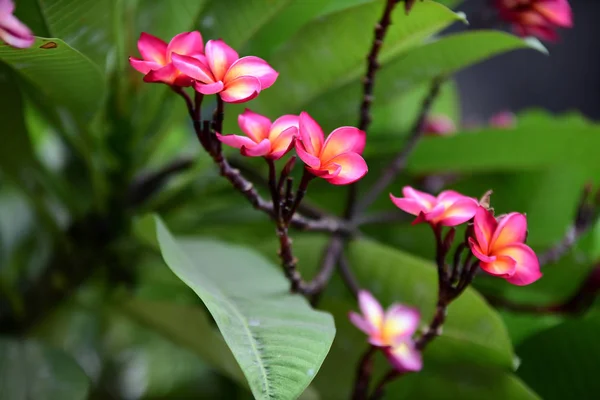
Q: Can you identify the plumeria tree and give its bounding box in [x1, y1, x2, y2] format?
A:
[1, 0, 599, 399]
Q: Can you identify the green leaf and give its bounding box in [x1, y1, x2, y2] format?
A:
[516, 317, 600, 400]
[139, 215, 336, 400]
[0, 38, 105, 120]
[0, 337, 90, 400]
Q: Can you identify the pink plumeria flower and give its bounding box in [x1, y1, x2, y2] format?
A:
[129, 31, 204, 86]
[295, 112, 367, 185]
[390, 186, 479, 227]
[349, 291, 422, 372]
[0, 0, 34, 48]
[489, 111, 516, 128]
[495, 0, 573, 41]
[421, 114, 456, 136]
[469, 206, 542, 285]
[171, 39, 278, 103]
[216, 109, 298, 160]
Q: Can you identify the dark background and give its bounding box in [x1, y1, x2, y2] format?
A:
[456, 0, 600, 121]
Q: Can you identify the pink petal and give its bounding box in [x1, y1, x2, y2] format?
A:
[498, 243, 542, 286]
[321, 127, 366, 162]
[129, 57, 161, 74]
[0, 14, 34, 48]
[421, 115, 456, 135]
[171, 53, 215, 83]
[0, 0, 15, 14]
[205, 39, 239, 82]
[295, 139, 321, 169]
[238, 109, 271, 142]
[382, 305, 420, 343]
[216, 133, 258, 150]
[438, 198, 478, 227]
[533, 0, 572, 27]
[298, 112, 324, 156]
[194, 81, 225, 95]
[225, 56, 279, 90]
[241, 139, 271, 157]
[473, 206, 497, 254]
[491, 212, 528, 251]
[269, 115, 299, 141]
[220, 75, 261, 103]
[349, 312, 373, 336]
[424, 203, 446, 224]
[385, 342, 423, 373]
[437, 190, 474, 205]
[480, 254, 517, 278]
[310, 164, 342, 181]
[358, 291, 384, 332]
[389, 195, 426, 217]
[489, 111, 516, 128]
[468, 237, 496, 263]
[167, 31, 204, 60]
[402, 187, 437, 210]
[143, 63, 178, 84]
[268, 127, 297, 160]
[516, 24, 559, 41]
[137, 32, 167, 65]
[323, 152, 368, 185]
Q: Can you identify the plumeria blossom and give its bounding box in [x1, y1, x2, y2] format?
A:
[469, 206, 542, 285]
[171, 39, 278, 103]
[129, 31, 204, 86]
[390, 186, 479, 227]
[295, 112, 367, 185]
[216, 109, 298, 160]
[421, 114, 456, 136]
[349, 291, 422, 372]
[489, 111, 516, 128]
[0, 0, 34, 48]
[495, 0, 573, 41]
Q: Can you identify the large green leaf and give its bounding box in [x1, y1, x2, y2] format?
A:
[0, 38, 105, 120]
[516, 317, 600, 400]
[138, 215, 336, 400]
[0, 337, 90, 400]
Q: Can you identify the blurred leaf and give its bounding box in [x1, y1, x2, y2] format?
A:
[138, 215, 335, 400]
[516, 317, 600, 400]
[0, 337, 90, 400]
[0, 38, 105, 120]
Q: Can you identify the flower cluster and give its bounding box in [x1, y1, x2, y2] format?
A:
[0, 0, 34, 48]
[495, 0, 572, 41]
[349, 291, 422, 373]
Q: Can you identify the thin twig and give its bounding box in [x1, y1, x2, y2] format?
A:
[355, 210, 411, 225]
[352, 345, 377, 400]
[368, 369, 402, 400]
[354, 77, 444, 215]
[339, 251, 360, 298]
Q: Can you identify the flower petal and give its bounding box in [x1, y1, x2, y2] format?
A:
[323, 152, 368, 185]
[358, 291, 384, 332]
[480, 254, 517, 277]
[129, 57, 162, 74]
[171, 53, 215, 83]
[385, 342, 423, 373]
[167, 31, 204, 59]
[382, 305, 420, 343]
[295, 139, 321, 169]
[498, 243, 542, 286]
[0, 0, 15, 14]
[269, 115, 299, 141]
[473, 206, 498, 254]
[468, 237, 496, 263]
[238, 109, 271, 142]
[437, 190, 474, 206]
[205, 39, 239, 82]
[241, 139, 271, 157]
[389, 195, 426, 217]
[491, 212, 528, 251]
[137, 32, 167, 64]
[194, 80, 225, 95]
[298, 111, 324, 156]
[143, 63, 178, 84]
[349, 312, 373, 336]
[402, 186, 437, 210]
[216, 133, 258, 150]
[0, 14, 34, 48]
[225, 56, 279, 90]
[220, 75, 261, 103]
[438, 198, 478, 226]
[321, 127, 366, 162]
[533, 0, 572, 27]
[269, 127, 297, 160]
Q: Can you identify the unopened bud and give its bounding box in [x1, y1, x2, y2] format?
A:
[479, 190, 493, 209]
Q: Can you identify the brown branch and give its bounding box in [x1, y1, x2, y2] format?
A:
[354, 76, 444, 215]
[352, 345, 377, 400]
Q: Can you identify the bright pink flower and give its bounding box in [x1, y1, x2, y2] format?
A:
[129, 31, 204, 86]
[216, 109, 298, 160]
[171, 39, 278, 103]
[422, 114, 456, 136]
[469, 206, 542, 285]
[495, 0, 573, 41]
[390, 186, 478, 227]
[0, 0, 34, 48]
[349, 291, 422, 373]
[489, 111, 516, 128]
[295, 112, 367, 185]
